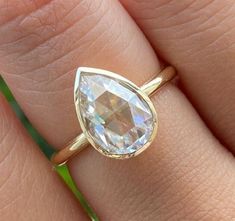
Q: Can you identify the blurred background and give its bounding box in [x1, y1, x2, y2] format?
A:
[0, 76, 98, 221]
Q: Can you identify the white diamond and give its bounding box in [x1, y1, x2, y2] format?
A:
[75, 69, 156, 156]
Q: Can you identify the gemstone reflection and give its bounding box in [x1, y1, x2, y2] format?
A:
[76, 71, 156, 156]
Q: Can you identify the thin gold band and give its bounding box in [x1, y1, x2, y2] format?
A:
[51, 66, 176, 165]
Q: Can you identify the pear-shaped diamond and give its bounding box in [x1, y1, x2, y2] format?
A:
[74, 68, 157, 157]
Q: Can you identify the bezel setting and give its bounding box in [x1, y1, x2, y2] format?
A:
[74, 67, 158, 159]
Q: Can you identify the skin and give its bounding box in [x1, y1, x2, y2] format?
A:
[0, 0, 235, 220]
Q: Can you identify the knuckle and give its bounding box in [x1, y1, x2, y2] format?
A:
[0, 0, 51, 25]
[0, 0, 109, 75]
[129, 0, 235, 63]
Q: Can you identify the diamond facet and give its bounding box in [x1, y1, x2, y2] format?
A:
[74, 68, 157, 157]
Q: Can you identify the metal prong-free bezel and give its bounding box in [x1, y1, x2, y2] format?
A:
[74, 67, 158, 159]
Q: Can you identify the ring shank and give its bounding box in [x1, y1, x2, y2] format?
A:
[51, 133, 88, 165]
[141, 66, 176, 96]
[51, 66, 176, 165]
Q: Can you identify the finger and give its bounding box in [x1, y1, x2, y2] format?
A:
[0, 0, 159, 147]
[120, 0, 235, 151]
[1, 0, 234, 220]
[70, 85, 235, 220]
[0, 94, 88, 220]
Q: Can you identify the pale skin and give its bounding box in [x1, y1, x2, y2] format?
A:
[0, 0, 235, 220]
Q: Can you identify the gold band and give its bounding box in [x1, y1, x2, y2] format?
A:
[51, 66, 176, 165]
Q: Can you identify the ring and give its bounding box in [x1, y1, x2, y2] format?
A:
[51, 66, 176, 165]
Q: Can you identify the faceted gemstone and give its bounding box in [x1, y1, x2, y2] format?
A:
[76, 71, 155, 156]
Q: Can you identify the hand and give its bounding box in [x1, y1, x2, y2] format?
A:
[0, 1, 235, 220]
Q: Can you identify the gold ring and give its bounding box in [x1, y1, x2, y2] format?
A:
[51, 66, 176, 165]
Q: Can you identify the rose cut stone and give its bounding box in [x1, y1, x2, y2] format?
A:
[76, 70, 156, 156]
